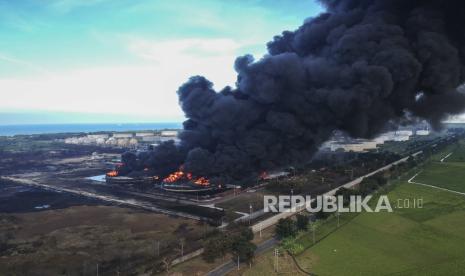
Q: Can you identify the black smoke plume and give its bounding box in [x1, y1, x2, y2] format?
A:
[124, 0, 465, 183]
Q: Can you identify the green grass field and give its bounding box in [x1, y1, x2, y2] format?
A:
[242, 139, 465, 276]
[295, 141, 465, 276]
[414, 162, 465, 193]
[442, 141, 465, 162]
[294, 182, 465, 276]
[411, 139, 465, 193]
[240, 180, 465, 276]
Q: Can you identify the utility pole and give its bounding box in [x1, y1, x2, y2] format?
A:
[83, 261, 87, 275]
[291, 188, 294, 211]
[96, 263, 99, 276]
[312, 223, 316, 244]
[337, 211, 340, 228]
[237, 255, 240, 270]
[156, 240, 160, 257]
[180, 239, 184, 257]
[274, 248, 279, 272]
[249, 204, 253, 225]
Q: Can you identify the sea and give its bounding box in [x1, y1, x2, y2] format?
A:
[0, 122, 183, 136]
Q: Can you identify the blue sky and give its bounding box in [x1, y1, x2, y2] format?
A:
[0, 0, 324, 124]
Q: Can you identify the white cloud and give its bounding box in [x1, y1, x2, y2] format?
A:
[0, 37, 246, 122]
[0, 53, 52, 75]
[129, 38, 242, 60]
[0, 65, 182, 120]
[127, 37, 242, 88]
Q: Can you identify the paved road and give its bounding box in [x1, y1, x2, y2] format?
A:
[251, 150, 423, 232]
[207, 237, 278, 276]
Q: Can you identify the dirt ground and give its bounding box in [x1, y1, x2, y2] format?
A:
[0, 205, 211, 275]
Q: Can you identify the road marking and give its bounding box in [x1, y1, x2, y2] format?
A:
[440, 152, 453, 162]
[407, 171, 465, 196]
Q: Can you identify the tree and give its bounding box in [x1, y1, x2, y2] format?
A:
[203, 224, 255, 263]
[296, 213, 309, 231]
[230, 237, 256, 263]
[358, 178, 379, 196]
[311, 199, 331, 220]
[203, 233, 229, 263]
[239, 227, 254, 241]
[315, 209, 330, 220]
[373, 172, 388, 186]
[335, 187, 356, 206]
[275, 218, 297, 239]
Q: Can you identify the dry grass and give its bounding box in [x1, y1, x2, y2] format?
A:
[0, 205, 209, 275]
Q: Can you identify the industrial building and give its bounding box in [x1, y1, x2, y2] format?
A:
[322, 129, 418, 153]
[63, 130, 180, 149]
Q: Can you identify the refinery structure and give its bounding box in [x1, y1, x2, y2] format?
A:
[101, 127, 431, 195]
[64, 130, 180, 148]
[322, 128, 430, 153]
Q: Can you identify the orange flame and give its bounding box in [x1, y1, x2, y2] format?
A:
[194, 177, 210, 186]
[106, 170, 118, 177]
[163, 170, 185, 183]
[163, 167, 210, 186]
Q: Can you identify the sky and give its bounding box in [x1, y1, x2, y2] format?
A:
[0, 0, 324, 124]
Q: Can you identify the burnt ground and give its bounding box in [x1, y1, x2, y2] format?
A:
[0, 134, 225, 222]
[0, 181, 107, 213]
[1, 133, 408, 225]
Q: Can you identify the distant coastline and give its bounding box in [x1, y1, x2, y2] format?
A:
[0, 122, 183, 136]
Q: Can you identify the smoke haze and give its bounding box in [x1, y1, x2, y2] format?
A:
[125, 0, 465, 182]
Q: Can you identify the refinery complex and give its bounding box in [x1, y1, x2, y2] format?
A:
[63, 130, 179, 149]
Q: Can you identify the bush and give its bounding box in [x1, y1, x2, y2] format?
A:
[281, 237, 304, 255]
[335, 187, 360, 206]
[276, 218, 298, 239]
[358, 178, 379, 196]
[296, 213, 309, 231]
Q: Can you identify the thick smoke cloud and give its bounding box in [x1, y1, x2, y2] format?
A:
[126, 0, 465, 182]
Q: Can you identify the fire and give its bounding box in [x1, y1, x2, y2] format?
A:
[106, 170, 118, 177]
[163, 167, 210, 186]
[194, 177, 210, 186]
[260, 171, 268, 180]
[163, 170, 185, 183]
